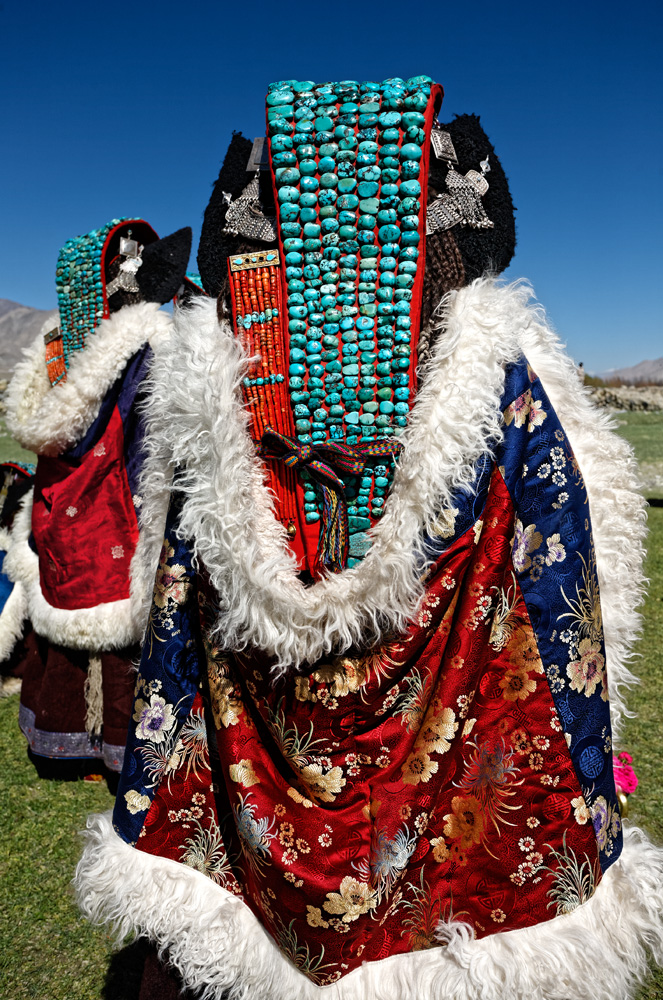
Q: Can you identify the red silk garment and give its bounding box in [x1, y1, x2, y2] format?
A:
[32, 405, 139, 610]
[136, 468, 601, 984]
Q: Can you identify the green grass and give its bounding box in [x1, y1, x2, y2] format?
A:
[614, 411, 663, 499]
[0, 417, 36, 466]
[0, 413, 661, 998]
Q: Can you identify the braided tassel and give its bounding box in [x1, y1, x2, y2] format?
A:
[318, 483, 348, 574]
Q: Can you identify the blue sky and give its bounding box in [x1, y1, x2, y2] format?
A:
[1, 0, 661, 372]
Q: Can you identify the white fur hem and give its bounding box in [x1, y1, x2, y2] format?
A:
[75, 812, 663, 1000]
[5, 302, 172, 456]
[5, 493, 140, 651]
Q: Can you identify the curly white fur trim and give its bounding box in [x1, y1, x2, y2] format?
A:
[144, 291, 521, 675]
[75, 812, 663, 1000]
[5, 302, 172, 455]
[4, 492, 138, 651]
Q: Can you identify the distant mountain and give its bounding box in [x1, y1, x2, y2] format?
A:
[600, 357, 663, 385]
[0, 298, 58, 376]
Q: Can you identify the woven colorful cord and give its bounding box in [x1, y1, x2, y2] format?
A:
[260, 427, 401, 571]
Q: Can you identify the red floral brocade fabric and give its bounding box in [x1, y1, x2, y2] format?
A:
[136, 467, 601, 986]
[32, 405, 139, 610]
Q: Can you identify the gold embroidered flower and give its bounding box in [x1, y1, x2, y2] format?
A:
[228, 759, 260, 787]
[430, 837, 450, 863]
[499, 665, 537, 702]
[443, 795, 485, 849]
[415, 707, 458, 755]
[153, 542, 190, 609]
[571, 795, 590, 825]
[401, 750, 439, 786]
[299, 763, 346, 803]
[323, 876, 378, 923]
[306, 905, 329, 929]
[567, 639, 607, 700]
[124, 789, 151, 814]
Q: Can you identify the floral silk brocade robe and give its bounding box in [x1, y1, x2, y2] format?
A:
[113, 357, 621, 987]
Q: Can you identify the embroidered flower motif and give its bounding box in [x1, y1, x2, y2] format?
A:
[527, 398, 546, 431]
[124, 789, 151, 814]
[93, 442, 106, 457]
[532, 736, 550, 750]
[287, 786, 314, 808]
[545, 533, 566, 566]
[511, 728, 531, 753]
[512, 519, 543, 573]
[65, 506, 77, 517]
[133, 694, 176, 744]
[499, 665, 537, 702]
[299, 763, 345, 803]
[526, 816, 540, 829]
[528, 752, 544, 772]
[505, 390, 532, 428]
[591, 796, 621, 854]
[450, 655, 465, 671]
[519, 836, 535, 852]
[401, 750, 439, 786]
[566, 639, 607, 700]
[443, 795, 485, 849]
[462, 718, 476, 737]
[306, 905, 330, 928]
[491, 908, 506, 923]
[572, 795, 590, 824]
[323, 876, 378, 923]
[318, 832, 332, 847]
[430, 506, 459, 539]
[228, 758, 260, 787]
[154, 542, 190, 609]
[111, 545, 124, 559]
[133, 494, 143, 508]
[415, 707, 457, 756]
[430, 837, 450, 863]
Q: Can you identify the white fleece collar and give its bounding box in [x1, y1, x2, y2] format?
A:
[141, 281, 540, 674]
[5, 301, 172, 456]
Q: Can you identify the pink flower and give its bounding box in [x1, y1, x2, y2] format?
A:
[613, 755, 638, 794]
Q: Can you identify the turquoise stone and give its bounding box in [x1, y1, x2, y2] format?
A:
[401, 112, 425, 128]
[268, 117, 290, 135]
[359, 198, 379, 214]
[399, 143, 422, 161]
[359, 101, 380, 112]
[378, 224, 400, 243]
[300, 176, 319, 192]
[267, 89, 294, 105]
[401, 231, 420, 246]
[345, 411, 360, 425]
[293, 80, 316, 92]
[319, 189, 337, 206]
[395, 402, 410, 415]
[338, 178, 357, 193]
[303, 222, 321, 237]
[395, 388, 409, 400]
[315, 116, 334, 131]
[294, 108, 315, 122]
[340, 101, 359, 113]
[272, 151, 297, 165]
[338, 194, 359, 210]
[305, 511, 321, 524]
[348, 532, 371, 558]
[363, 401, 378, 413]
[320, 143, 339, 156]
[278, 186, 300, 203]
[270, 135, 293, 152]
[379, 401, 394, 414]
[348, 516, 371, 532]
[404, 92, 428, 111]
[377, 111, 401, 128]
[358, 166, 380, 182]
[319, 156, 336, 172]
[379, 143, 400, 158]
[401, 161, 420, 180]
[359, 413, 375, 425]
[297, 143, 316, 157]
[320, 172, 339, 188]
[357, 182, 378, 197]
[299, 159, 317, 175]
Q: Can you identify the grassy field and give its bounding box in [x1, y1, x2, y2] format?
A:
[0, 412, 661, 998]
